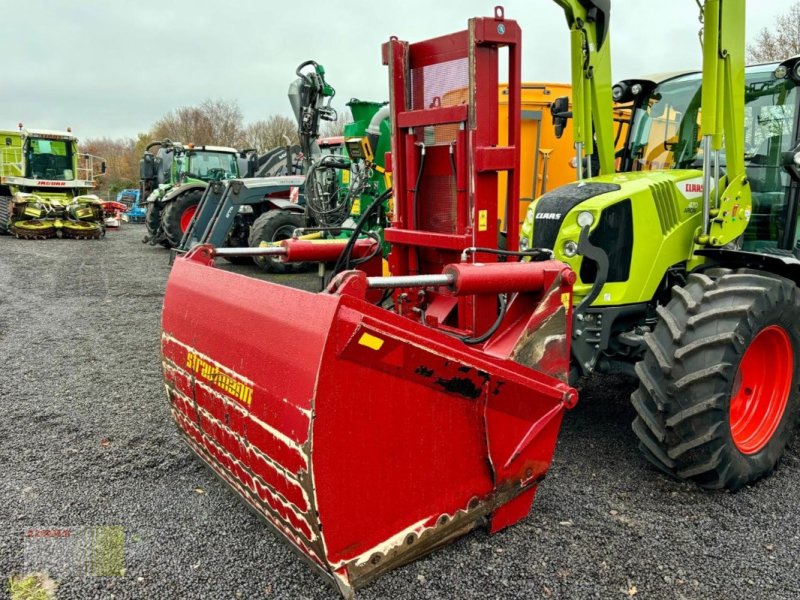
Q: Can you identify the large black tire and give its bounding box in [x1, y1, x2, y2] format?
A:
[632, 269, 800, 491]
[0, 196, 10, 234]
[144, 203, 170, 247]
[247, 210, 305, 274]
[161, 189, 204, 248]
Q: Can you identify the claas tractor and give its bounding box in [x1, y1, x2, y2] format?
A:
[0, 125, 107, 239]
[161, 10, 578, 596]
[521, 0, 800, 490]
[139, 139, 258, 248]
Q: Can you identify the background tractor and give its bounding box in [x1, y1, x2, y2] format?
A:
[139, 139, 258, 248]
[0, 125, 106, 239]
[174, 61, 394, 275]
[522, 0, 800, 490]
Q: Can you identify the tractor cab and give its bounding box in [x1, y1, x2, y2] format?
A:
[616, 57, 800, 253]
[25, 135, 76, 181]
[176, 145, 241, 183]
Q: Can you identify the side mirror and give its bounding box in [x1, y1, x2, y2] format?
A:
[101, 161, 107, 174]
[551, 96, 571, 139]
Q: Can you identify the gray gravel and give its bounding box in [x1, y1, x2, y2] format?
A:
[2, 225, 800, 599]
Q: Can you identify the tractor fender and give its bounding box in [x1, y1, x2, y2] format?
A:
[162, 182, 208, 204]
[696, 248, 800, 286]
[260, 198, 305, 213]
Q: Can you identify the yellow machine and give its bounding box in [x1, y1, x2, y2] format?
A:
[498, 82, 577, 228]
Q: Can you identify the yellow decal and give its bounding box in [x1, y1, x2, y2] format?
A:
[342, 170, 350, 184]
[351, 198, 361, 216]
[358, 332, 384, 351]
[478, 210, 488, 232]
[383, 172, 393, 190]
[186, 351, 254, 406]
[561, 293, 571, 310]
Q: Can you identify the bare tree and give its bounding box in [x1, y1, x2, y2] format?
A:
[80, 137, 138, 195]
[241, 115, 299, 152]
[148, 99, 244, 147]
[748, 3, 800, 63]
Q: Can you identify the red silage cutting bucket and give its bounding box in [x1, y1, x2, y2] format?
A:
[162, 246, 576, 597]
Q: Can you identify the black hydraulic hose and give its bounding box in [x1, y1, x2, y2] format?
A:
[328, 188, 392, 284]
[460, 294, 508, 345]
[411, 145, 426, 230]
[462, 247, 553, 262]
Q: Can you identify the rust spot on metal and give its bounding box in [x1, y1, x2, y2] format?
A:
[414, 365, 434, 378]
[434, 376, 482, 399]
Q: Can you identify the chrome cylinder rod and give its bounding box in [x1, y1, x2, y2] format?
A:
[701, 135, 713, 235]
[212, 246, 287, 257]
[366, 274, 454, 289]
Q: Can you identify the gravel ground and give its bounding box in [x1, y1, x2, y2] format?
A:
[2, 224, 800, 600]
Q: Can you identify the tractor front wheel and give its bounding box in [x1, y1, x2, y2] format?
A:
[161, 189, 203, 248]
[248, 210, 305, 274]
[631, 269, 800, 491]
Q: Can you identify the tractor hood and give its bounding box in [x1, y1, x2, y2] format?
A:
[521, 169, 713, 306]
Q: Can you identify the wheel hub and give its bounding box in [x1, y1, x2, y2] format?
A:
[180, 204, 198, 233]
[730, 325, 793, 454]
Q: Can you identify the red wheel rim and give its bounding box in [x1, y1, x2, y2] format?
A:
[729, 325, 793, 454]
[180, 204, 198, 233]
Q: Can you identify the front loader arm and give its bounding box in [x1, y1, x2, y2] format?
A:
[697, 0, 751, 247]
[553, 0, 615, 177]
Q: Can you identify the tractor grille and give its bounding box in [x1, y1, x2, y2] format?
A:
[580, 199, 634, 284]
[651, 181, 681, 235]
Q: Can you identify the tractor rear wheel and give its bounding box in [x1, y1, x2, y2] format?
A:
[248, 210, 305, 274]
[161, 189, 204, 248]
[144, 203, 170, 247]
[632, 269, 800, 491]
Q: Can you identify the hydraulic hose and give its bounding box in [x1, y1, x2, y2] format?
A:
[459, 294, 508, 345]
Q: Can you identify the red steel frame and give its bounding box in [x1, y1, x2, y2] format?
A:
[382, 6, 522, 335]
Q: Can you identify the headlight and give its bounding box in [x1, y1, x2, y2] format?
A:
[563, 240, 579, 257]
[794, 61, 800, 82]
[611, 84, 624, 102]
[519, 236, 530, 251]
[577, 211, 594, 228]
[631, 83, 642, 96]
[774, 65, 788, 79]
[238, 205, 254, 214]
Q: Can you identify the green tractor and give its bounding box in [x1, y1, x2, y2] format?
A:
[178, 61, 391, 276]
[522, 0, 800, 490]
[140, 140, 257, 248]
[0, 125, 106, 239]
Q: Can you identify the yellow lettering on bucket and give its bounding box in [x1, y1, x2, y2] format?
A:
[358, 332, 384, 351]
[185, 351, 254, 407]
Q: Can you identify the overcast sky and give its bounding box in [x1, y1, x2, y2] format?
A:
[3, 0, 789, 140]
